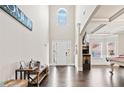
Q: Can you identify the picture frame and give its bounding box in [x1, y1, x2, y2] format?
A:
[0, 5, 33, 31]
[91, 42, 102, 58]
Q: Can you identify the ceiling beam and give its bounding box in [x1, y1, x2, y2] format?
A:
[84, 7, 124, 35]
[91, 18, 109, 22]
[109, 8, 124, 22]
[91, 18, 109, 24]
[80, 5, 101, 36]
[91, 24, 106, 34]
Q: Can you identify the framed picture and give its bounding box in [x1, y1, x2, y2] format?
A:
[19, 61, 27, 69]
[0, 5, 33, 31]
[91, 42, 102, 58]
[107, 42, 116, 57]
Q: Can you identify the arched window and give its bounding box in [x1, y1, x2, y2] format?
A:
[57, 8, 67, 25]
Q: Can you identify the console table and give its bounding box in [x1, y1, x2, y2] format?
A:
[15, 65, 48, 86]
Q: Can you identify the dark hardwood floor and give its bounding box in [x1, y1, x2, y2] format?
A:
[40, 66, 124, 87]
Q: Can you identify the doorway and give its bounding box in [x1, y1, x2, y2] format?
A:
[51, 40, 73, 65]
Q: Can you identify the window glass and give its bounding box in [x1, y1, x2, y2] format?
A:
[57, 8, 67, 25]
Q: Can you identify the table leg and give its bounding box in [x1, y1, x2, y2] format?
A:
[24, 71, 26, 79]
[110, 63, 114, 75]
[37, 72, 39, 87]
[27, 72, 30, 85]
[15, 70, 17, 80]
[20, 71, 22, 79]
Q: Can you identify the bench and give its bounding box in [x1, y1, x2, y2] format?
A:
[15, 65, 49, 86]
[4, 80, 28, 87]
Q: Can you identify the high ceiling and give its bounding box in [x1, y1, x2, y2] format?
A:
[85, 5, 124, 34]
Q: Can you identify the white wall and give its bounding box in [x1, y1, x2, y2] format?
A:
[75, 5, 97, 33]
[49, 5, 75, 65]
[0, 5, 49, 82]
[118, 33, 124, 55]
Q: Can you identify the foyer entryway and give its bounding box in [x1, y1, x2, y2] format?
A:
[51, 40, 73, 65]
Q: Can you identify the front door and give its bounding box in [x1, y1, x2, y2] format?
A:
[51, 40, 72, 65]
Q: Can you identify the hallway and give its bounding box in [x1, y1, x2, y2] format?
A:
[41, 66, 124, 87]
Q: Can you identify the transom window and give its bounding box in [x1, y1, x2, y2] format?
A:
[57, 8, 67, 25]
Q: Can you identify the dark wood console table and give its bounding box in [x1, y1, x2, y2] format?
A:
[15, 67, 37, 79]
